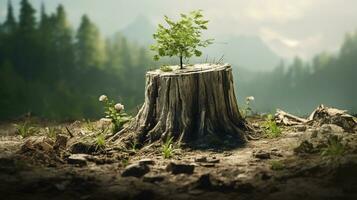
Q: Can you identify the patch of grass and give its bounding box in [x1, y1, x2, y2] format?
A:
[263, 114, 282, 138]
[14, 122, 37, 138]
[129, 141, 138, 153]
[95, 134, 106, 151]
[84, 119, 97, 132]
[121, 158, 129, 167]
[321, 135, 345, 158]
[162, 136, 175, 159]
[45, 127, 57, 139]
[160, 65, 173, 72]
[270, 160, 285, 171]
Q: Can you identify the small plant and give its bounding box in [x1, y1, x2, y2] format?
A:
[121, 158, 129, 167]
[270, 160, 285, 171]
[160, 65, 173, 72]
[84, 119, 97, 132]
[45, 127, 57, 138]
[151, 10, 213, 69]
[162, 136, 175, 159]
[321, 135, 345, 157]
[128, 141, 138, 153]
[95, 134, 106, 151]
[263, 114, 282, 138]
[14, 122, 37, 138]
[241, 96, 255, 118]
[99, 95, 131, 132]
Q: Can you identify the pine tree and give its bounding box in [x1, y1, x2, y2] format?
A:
[75, 15, 106, 69]
[16, 0, 39, 80]
[19, 0, 36, 34]
[2, 0, 17, 34]
[53, 5, 75, 77]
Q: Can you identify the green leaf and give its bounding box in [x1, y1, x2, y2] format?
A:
[150, 10, 213, 63]
[194, 50, 202, 56]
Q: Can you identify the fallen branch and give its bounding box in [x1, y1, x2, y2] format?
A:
[275, 109, 309, 126]
[65, 126, 74, 138]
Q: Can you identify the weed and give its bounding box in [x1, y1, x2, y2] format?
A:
[321, 135, 345, 157]
[160, 65, 173, 72]
[95, 134, 106, 151]
[129, 141, 138, 153]
[270, 160, 285, 171]
[263, 114, 282, 138]
[45, 127, 57, 138]
[14, 122, 37, 138]
[162, 136, 175, 159]
[84, 119, 97, 132]
[121, 158, 129, 167]
[241, 96, 255, 118]
[99, 95, 131, 133]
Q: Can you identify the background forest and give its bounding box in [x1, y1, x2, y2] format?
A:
[0, 0, 356, 120]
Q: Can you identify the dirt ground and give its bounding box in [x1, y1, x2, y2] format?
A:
[1, 116, 357, 200]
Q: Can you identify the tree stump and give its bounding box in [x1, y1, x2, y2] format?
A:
[111, 64, 249, 146]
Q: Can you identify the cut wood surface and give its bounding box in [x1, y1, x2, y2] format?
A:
[111, 64, 249, 145]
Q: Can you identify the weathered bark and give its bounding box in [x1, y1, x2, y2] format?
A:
[111, 64, 249, 145]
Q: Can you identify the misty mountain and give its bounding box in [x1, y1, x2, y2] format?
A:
[204, 35, 281, 71]
[121, 16, 281, 71]
[121, 15, 155, 45]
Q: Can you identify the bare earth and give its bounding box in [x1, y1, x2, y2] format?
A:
[0, 117, 357, 200]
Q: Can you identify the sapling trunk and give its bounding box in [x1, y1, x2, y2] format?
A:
[179, 56, 183, 69]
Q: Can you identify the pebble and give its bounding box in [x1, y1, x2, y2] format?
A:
[121, 163, 150, 178]
[67, 154, 88, 166]
[166, 162, 195, 174]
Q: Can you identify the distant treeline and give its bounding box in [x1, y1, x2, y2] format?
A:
[236, 30, 357, 115]
[0, 0, 154, 120]
[1, 0, 356, 120]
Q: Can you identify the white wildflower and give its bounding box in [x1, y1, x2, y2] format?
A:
[99, 95, 108, 102]
[114, 103, 124, 111]
[245, 96, 255, 102]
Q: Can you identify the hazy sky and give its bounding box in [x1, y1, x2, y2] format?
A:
[1, 0, 357, 59]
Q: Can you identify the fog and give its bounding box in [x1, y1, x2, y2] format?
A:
[2, 0, 357, 60]
[0, 0, 356, 119]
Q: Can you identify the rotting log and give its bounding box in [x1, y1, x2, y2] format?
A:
[110, 64, 250, 145]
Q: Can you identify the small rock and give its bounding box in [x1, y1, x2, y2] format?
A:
[236, 174, 249, 180]
[223, 152, 233, 157]
[194, 156, 207, 163]
[192, 174, 212, 189]
[200, 163, 216, 168]
[143, 174, 165, 183]
[166, 162, 195, 174]
[122, 163, 150, 178]
[70, 142, 96, 154]
[319, 124, 344, 134]
[67, 154, 88, 166]
[294, 140, 315, 154]
[138, 159, 155, 166]
[207, 158, 220, 163]
[253, 150, 271, 159]
[270, 148, 279, 152]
